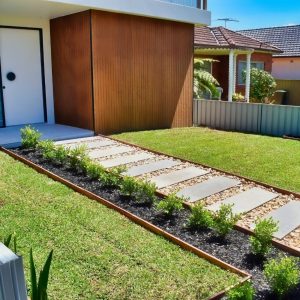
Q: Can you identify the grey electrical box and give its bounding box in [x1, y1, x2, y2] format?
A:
[0, 243, 27, 300]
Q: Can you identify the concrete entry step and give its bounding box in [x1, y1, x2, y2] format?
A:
[88, 145, 134, 159]
[177, 176, 240, 203]
[125, 159, 180, 177]
[150, 167, 209, 189]
[100, 153, 155, 168]
[207, 188, 278, 214]
[252, 201, 300, 239]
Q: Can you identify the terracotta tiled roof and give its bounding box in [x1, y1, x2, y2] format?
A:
[238, 25, 300, 57]
[194, 26, 282, 53]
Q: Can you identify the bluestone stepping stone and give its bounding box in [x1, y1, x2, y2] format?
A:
[253, 201, 300, 239]
[88, 145, 134, 159]
[177, 176, 240, 203]
[125, 159, 180, 177]
[207, 188, 278, 214]
[55, 136, 99, 145]
[68, 139, 115, 150]
[150, 167, 209, 189]
[99, 153, 155, 168]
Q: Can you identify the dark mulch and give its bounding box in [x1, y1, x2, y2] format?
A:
[12, 148, 300, 300]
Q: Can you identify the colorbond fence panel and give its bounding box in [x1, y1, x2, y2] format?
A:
[193, 100, 300, 137]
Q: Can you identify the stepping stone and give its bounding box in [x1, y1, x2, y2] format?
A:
[125, 159, 180, 177]
[207, 188, 278, 214]
[88, 145, 134, 159]
[100, 153, 155, 168]
[150, 167, 209, 189]
[252, 201, 300, 239]
[177, 176, 240, 203]
[67, 139, 115, 150]
[55, 136, 99, 145]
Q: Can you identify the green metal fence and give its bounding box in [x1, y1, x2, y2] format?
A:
[193, 100, 300, 137]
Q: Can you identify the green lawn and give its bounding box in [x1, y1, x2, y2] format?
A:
[112, 127, 300, 193]
[0, 152, 239, 299]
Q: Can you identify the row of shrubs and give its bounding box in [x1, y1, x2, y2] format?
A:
[21, 126, 300, 299]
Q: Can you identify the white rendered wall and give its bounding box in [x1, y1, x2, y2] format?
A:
[272, 57, 300, 80]
[0, 15, 55, 124]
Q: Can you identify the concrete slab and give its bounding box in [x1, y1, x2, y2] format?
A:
[207, 188, 278, 214]
[177, 176, 240, 203]
[0, 123, 94, 148]
[55, 136, 101, 145]
[150, 167, 209, 189]
[66, 140, 115, 150]
[100, 152, 155, 168]
[252, 201, 300, 239]
[88, 145, 134, 159]
[125, 159, 180, 177]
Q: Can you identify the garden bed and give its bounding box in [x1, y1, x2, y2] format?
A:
[7, 147, 300, 300]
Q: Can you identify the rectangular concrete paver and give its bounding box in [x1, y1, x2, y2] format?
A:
[207, 188, 278, 214]
[253, 201, 300, 239]
[150, 167, 209, 189]
[125, 159, 180, 177]
[55, 136, 99, 145]
[99, 153, 155, 168]
[177, 176, 240, 203]
[67, 140, 115, 150]
[88, 145, 134, 159]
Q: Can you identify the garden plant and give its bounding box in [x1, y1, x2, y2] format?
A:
[226, 281, 255, 300]
[155, 193, 184, 217]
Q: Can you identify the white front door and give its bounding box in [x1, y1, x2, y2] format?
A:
[0, 28, 45, 126]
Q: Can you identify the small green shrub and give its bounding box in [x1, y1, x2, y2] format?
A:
[69, 145, 88, 170]
[264, 256, 300, 298]
[120, 176, 139, 197]
[84, 160, 105, 180]
[134, 180, 157, 205]
[226, 281, 255, 300]
[37, 140, 56, 160]
[53, 145, 70, 164]
[155, 193, 184, 217]
[188, 203, 214, 229]
[232, 93, 245, 102]
[30, 249, 54, 300]
[212, 204, 241, 237]
[243, 68, 277, 103]
[99, 166, 125, 188]
[20, 126, 41, 149]
[250, 217, 278, 256]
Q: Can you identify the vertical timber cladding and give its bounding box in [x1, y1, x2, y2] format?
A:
[91, 10, 194, 134]
[50, 11, 94, 130]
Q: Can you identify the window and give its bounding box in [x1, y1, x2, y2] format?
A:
[237, 61, 264, 85]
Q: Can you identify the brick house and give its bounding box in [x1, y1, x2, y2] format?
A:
[194, 26, 281, 101]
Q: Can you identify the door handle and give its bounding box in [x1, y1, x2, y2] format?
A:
[2, 86, 5, 89]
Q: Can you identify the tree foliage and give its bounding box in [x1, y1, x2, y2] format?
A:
[194, 58, 220, 99]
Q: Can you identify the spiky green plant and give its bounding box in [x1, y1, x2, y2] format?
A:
[3, 233, 17, 253]
[20, 126, 41, 149]
[194, 58, 220, 99]
[30, 249, 54, 300]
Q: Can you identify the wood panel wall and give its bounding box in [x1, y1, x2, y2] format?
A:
[276, 80, 300, 106]
[50, 11, 94, 130]
[50, 10, 194, 134]
[91, 10, 194, 134]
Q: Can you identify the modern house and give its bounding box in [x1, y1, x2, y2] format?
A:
[0, 0, 211, 135]
[194, 26, 281, 102]
[239, 25, 300, 106]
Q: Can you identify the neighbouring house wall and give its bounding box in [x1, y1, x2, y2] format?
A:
[0, 15, 55, 123]
[50, 11, 94, 130]
[50, 10, 194, 134]
[272, 57, 300, 80]
[91, 10, 193, 134]
[235, 53, 273, 96]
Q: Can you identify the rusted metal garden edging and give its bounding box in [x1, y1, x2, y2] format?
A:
[106, 135, 300, 256]
[0, 147, 251, 300]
